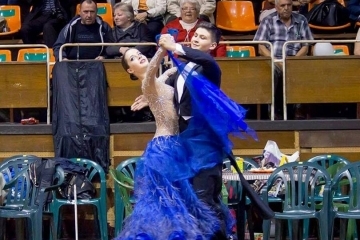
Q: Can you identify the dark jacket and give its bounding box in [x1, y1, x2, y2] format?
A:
[52, 61, 110, 172]
[53, 16, 112, 61]
[347, 0, 360, 21]
[106, 21, 156, 58]
[25, 0, 70, 22]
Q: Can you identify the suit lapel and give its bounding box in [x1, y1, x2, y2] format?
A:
[177, 63, 200, 103]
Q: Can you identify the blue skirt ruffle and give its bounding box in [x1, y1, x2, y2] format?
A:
[116, 136, 221, 240]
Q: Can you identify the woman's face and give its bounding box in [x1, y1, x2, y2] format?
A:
[114, 8, 131, 28]
[180, 2, 198, 24]
[124, 49, 149, 77]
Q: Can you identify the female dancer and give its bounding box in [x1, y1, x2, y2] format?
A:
[117, 47, 222, 240]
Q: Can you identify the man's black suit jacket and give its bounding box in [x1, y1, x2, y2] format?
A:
[166, 46, 221, 119]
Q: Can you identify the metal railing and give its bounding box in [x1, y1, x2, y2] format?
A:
[219, 40, 275, 120]
[281, 39, 360, 120]
[0, 44, 51, 123]
[58, 42, 157, 61]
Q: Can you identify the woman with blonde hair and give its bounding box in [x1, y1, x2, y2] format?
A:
[106, 2, 155, 58]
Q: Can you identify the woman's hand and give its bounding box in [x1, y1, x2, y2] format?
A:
[131, 95, 149, 111]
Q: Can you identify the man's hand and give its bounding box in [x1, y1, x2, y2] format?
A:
[159, 34, 176, 52]
[95, 56, 105, 60]
[131, 95, 149, 111]
[135, 12, 147, 23]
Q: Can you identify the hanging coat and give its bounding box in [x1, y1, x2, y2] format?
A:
[52, 61, 110, 172]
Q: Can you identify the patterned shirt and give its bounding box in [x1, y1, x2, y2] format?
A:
[253, 11, 313, 59]
[43, 0, 57, 14]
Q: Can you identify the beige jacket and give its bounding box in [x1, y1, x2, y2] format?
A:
[166, 0, 216, 23]
[123, 0, 166, 17]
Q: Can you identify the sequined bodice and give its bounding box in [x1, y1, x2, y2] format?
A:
[142, 48, 179, 138]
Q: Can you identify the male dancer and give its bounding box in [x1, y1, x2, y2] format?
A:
[161, 22, 230, 239]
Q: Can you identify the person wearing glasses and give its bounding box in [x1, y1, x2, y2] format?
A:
[166, 0, 215, 23]
[161, 0, 226, 57]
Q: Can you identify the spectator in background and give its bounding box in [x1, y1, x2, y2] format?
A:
[254, 0, 313, 119]
[260, 0, 310, 22]
[106, 2, 155, 58]
[20, 0, 70, 47]
[347, 0, 360, 22]
[161, 0, 226, 57]
[166, 0, 215, 23]
[121, 0, 166, 42]
[53, 0, 112, 61]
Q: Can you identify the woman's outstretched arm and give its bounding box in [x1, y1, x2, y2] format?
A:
[143, 48, 167, 90]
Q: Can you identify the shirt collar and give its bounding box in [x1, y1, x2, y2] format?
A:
[275, 12, 300, 25]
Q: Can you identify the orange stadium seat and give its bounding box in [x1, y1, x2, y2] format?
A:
[76, 3, 114, 28]
[17, 48, 55, 78]
[308, 0, 351, 30]
[0, 5, 21, 36]
[226, 46, 256, 57]
[216, 1, 258, 32]
[0, 49, 11, 61]
[333, 45, 349, 55]
[17, 48, 55, 62]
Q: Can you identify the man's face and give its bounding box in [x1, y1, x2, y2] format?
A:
[190, 27, 216, 53]
[80, 1, 97, 25]
[180, 2, 199, 24]
[276, 0, 292, 21]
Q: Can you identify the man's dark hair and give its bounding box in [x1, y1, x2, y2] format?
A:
[196, 22, 222, 44]
[121, 48, 139, 81]
[80, 0, 97, 6]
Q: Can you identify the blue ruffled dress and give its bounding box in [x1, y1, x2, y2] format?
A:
[116, 55, 256, 240]
[118, 136, 221, 240]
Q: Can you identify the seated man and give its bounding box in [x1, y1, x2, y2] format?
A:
[161, 0, 225, 57]
[254, 0, 313, 119]
[53, 0, 112, 61]
[260, 0, 310, 22]
[20, 0, 70, 47]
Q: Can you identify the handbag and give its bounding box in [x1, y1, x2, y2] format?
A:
[307, 0, 350, 26]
